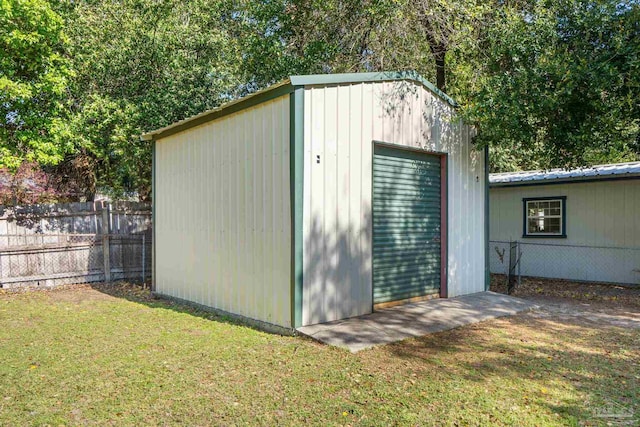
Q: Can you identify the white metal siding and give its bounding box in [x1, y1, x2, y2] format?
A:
[302, 82, 485, 326]
[155, 95, 292, 327]
[490, 180, 640, 284]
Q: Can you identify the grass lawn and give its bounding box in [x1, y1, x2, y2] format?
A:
[0, 283, 637, 426]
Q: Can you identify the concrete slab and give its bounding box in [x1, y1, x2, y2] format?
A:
[297, 291, 538, 352]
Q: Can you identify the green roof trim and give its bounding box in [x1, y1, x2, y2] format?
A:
[289, 71, 457, 107]
[141, 80, 294, 141]
[141, 71, 456, 141]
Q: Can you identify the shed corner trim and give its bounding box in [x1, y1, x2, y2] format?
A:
[484, 144, 490, 291]
[290, 86, 304, 328]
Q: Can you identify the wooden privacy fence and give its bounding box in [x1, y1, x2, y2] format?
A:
[0, 201, 152, 289]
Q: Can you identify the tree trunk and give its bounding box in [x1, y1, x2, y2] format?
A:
[433, 49, 446, 92]
[420, 15, 448, 92]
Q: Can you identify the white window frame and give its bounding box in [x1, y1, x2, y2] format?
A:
[523, 197, 566, 238]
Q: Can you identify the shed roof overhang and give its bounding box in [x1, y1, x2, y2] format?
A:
[141, 71, 456, 142]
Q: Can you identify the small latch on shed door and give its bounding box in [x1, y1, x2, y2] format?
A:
[316, 155, 321, 164]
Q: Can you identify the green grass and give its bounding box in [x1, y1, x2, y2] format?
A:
[0, 284, 637, 426]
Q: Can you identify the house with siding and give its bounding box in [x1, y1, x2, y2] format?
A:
[142, 72, 487, 333]
[490, 162, 640, 285]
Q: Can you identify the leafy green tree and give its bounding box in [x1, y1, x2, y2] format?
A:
[228, 0, 437, 86]
[450, 0, 640, 171]
[64, 0, 243, 199]
[0, 0, 74, 169]
[17, 0, 636, 201]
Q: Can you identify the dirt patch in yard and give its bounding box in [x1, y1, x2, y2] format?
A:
[0, 282, 156, 305]
[491, 275, 640, 329]
[0, 284, 113, 303]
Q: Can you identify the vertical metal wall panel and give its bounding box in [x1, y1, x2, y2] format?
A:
[155, 95, 292, 328]
[302, 81, 485, 326]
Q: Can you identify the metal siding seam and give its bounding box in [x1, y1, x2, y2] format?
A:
[179, 134, 186, 300]
[263, 103, 272, 321]
[270, 102, 277, 324]
[213, 124, 220, 309]
[349, 83, 364, 317]
[198, 129, 203, 305]
[336, 86, 350, 319]
[190, 130, 196, 302]
[260, 108, 268, 321]
[362, 83, 374, 315]
[207, 128, 213, 308]
[250, 109, 258, 318]
[324, 86, 338, 321]
[316, 88, 327, 323]
[223, 119, 230, 311]
[290, 87, 305, 328]
[301, 92, 311, 325]
[237, 114, 246, 316]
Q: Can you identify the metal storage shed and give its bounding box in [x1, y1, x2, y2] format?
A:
[142, 72, 488, 333]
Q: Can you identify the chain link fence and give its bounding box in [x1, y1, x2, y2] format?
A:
[490, 240, 640, 286]
[0, 232, 152, 289]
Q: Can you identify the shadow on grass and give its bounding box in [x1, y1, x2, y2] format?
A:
[88, 281, 277, 335]
[384, 314, 639, 424]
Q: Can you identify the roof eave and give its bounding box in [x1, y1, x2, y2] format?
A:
[141, 79, 294, 142]
[141, 70, 458, 142]
[490, 173, 640, 187]
[290, 71, 457, 107]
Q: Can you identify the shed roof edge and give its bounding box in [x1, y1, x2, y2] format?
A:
[141, 71, 457, 142]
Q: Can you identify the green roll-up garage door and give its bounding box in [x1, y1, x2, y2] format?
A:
[373, 145, 441, 304]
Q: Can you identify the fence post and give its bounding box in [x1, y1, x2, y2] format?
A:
[141, 233, 146, 285]
[102, 203, 111, 283]
[517, 242, 522, 288]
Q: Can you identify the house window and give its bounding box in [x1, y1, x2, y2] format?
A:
[523, 197, 566, 238]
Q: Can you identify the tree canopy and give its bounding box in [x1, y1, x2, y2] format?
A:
[451, 0, 640, 171]
[0, 0, 74, 169]
[1, 0, 638, 201]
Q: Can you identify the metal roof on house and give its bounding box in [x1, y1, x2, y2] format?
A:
[490, 162, 640, 187]
[141, 71, 455, 142]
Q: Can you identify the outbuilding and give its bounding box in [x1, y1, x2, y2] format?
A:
[142, 72, 488, 332]
[490, 162, 640, 285]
